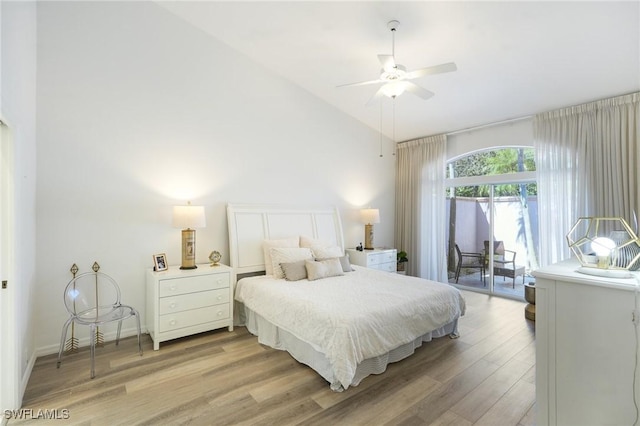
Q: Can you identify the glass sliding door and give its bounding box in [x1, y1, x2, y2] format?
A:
[446, 185, 490, 291]
[445, 147, 539, 299]
[447, 181, 538, 299]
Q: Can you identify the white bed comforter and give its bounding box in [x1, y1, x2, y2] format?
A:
[235, 266, 466, 388]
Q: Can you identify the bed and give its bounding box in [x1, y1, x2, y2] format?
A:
[227, 204, 466, 391]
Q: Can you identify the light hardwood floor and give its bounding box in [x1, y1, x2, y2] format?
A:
[11, 290, 535, 425]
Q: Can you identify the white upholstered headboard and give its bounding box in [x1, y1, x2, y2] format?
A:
[227, 204, 345, 274]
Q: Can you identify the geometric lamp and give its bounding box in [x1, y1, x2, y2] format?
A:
[172, 202, 206, 270]
[566, 216, 640, 278]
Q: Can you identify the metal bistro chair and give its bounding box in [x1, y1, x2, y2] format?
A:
[454, 244, 486, 285]
[57, 271, 143, 378]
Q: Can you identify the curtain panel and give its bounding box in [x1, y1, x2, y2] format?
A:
[534, 92, 640, 267]
[395, 134, 447, 282]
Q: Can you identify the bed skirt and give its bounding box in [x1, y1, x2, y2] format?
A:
[237, 302, 459, 391]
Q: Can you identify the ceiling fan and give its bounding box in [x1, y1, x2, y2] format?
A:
[338, 20, 457, 105]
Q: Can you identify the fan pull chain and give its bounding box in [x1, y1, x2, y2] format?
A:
[392, 97, 396, 156]
[379, 98, 383, 157]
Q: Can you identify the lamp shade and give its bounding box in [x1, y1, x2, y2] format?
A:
[172, 204, 206, 229]
[361, 208, 380, 225]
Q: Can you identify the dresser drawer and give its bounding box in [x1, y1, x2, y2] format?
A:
[159, 304, 230, 332]
[373, 262, 396, 272]
[158, 288, 229, 315]
[368, 251, 395, 265]
[159, 273, 230, 297]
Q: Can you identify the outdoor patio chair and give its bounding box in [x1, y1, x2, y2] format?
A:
[483, 240, 523, 288]
[454, 244, 485, 285]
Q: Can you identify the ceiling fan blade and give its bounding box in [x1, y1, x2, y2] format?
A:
[336, 78, 385, 88]
[404, 82, 435, 100]
[378, 54, 396, 72]
[365, 86, 385, 106]
[404, 62, 457, 80]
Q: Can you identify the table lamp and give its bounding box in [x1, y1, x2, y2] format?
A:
[361, 208, 380, 250]
[173, 202, 206, 269]
[566, 216, 640, 278]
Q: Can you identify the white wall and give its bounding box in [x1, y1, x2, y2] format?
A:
[35, 2, 396, 353]
[1, 0, 38, 406]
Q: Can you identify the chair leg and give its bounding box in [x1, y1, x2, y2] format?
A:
[116, 320, 122, 346]
[134, 309, 143, 356]
[90, 324, 96, 379]
[57, 318, 73, 368]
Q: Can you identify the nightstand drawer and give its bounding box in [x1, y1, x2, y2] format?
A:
[158, 288, 229, 315]
[368, 252, 395, 265]
[374, 262, 396, 272]
[159, 273, 230, 297]
[159, 304, 230, 332]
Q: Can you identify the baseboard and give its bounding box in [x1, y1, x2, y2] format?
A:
[36, 326, 146, 357]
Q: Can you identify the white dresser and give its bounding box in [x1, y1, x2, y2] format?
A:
[533, 259, 638, 425]
[346, 248, 397, 272]
[146, 264, 234, 350]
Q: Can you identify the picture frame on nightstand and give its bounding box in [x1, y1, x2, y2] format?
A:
[153, 253, 168, 271]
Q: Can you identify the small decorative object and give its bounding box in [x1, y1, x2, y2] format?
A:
[566, 216, 640, 278]
[356, 242, 363, 251]
[64, 263, 80, 354]
[361, 208, 380, 250]
[153, 253, 168, 272]
[209, 250, 221, 267]
[173, 201, 206, 270]
[397, 250, 408, 272]
[524, 283, 535, 321]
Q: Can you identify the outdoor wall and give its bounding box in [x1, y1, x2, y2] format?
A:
[446, 196, 539, 271]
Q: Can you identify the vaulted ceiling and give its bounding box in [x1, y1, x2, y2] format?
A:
[158, 1, 640, 142]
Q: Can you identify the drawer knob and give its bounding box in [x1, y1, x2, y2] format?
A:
[169, 319, 176, 326]
[169, 285, 176, 291]
[216, 296, 222, 301]
[169, 302, 177, 309]
[217, 311, 222, 316]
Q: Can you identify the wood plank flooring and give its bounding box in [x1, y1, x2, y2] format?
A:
[11, 290, 535, 425]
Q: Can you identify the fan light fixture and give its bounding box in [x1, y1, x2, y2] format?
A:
[336, 20, 457, 106]
[566, 216, 640, 278]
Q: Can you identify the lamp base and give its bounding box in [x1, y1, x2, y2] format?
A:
[576, 266, 632, 279]
[180, 228, 197, 270]
[364, 224, 375, 250]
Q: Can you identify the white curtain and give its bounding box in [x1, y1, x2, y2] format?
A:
[534, 92, 640, 267]
[395, 134, 447, 281]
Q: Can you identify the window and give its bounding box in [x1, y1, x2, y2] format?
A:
[446, 147, 538, 299]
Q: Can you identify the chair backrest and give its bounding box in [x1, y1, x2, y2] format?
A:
[454, 244, 462, 259]
[484, 240, 505, 255]
[63, 271, 121, 319]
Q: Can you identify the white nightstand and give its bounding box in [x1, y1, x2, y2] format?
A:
[346, 248, 397, 272]
[146, 264, 234, 350]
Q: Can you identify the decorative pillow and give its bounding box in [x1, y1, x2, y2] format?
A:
[316, 255, 354, 273]
[305, 258, 344, 281]
[311, 245, 344, 259]
[270, 247, 313, 279]
[280, 260, 308, 281]
[263, 237, 299, 275]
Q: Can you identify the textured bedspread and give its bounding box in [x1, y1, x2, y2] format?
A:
[235, 266, 466, 388]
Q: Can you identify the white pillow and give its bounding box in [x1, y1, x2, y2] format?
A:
[262, 237, 299, 275]
[312, 245, 344, 259]
[270, 247, 313, 279]
[305, 258, 344, 281]
[300, 235, 332, 249]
